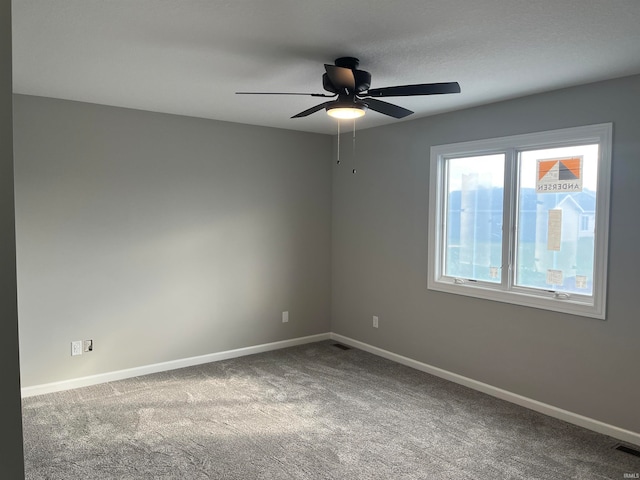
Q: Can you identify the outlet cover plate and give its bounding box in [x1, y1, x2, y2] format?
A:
[71, 340, 83, 356]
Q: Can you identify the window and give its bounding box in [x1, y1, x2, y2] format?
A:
[428, 124, 612, 319]
[580, 215, 591, 232]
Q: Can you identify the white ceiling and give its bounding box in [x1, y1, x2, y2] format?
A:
[12, 0, 640, 135]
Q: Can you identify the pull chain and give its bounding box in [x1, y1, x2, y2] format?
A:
[336, 120, 341, 165]
[351, 118, 356, 173]
[352, 118, 357, 174]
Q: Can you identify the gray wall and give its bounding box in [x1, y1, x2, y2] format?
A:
[0, 0, 25, 476]
[14, 96, 332, 387]
[332, 74, 640, 434]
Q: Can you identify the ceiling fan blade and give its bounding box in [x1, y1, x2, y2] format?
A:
[236, 92, 335, 97]
[324, 65, 356, 92]
[291, 101, 334, 118]
[363, 98, 413, 119]
[366, 82, 461, 97]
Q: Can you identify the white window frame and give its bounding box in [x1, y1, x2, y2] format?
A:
[427, 123, 612, 319]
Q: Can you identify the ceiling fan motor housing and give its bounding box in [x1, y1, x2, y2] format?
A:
[322, 70, 371, 94]
[322, 57, 371, 94]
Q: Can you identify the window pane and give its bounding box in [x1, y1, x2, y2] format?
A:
[444, 154, 505, 282]
[516, 145, 599, 295]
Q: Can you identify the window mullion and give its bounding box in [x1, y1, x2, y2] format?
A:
[502, 148, 517, 291]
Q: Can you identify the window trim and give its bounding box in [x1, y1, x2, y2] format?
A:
[427, 123, 612, 319]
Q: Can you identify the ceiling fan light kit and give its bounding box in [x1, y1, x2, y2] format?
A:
[326, 103, 367, 119]
[236, 57, 461, 121]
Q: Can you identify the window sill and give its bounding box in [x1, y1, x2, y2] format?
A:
[427, 278, 605, 319]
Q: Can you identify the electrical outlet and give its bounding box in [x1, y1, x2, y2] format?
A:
[83, 339, 93, 352]
[373, 316, 379, 328]
[282, 311, 289, 323]
[71, 340, 83, 356]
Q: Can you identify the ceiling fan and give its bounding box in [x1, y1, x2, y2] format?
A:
[237, 57, 461, 120]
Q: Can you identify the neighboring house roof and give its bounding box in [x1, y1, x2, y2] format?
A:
[558, 195, 585, 213]
[564, 191, 596, 213]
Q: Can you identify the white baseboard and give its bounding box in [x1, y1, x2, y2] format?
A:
[21, 333, 330, 398]
[330, 333, 640, 447]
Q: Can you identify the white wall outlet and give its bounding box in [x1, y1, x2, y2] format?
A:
[83, 339, 93, 352]
[282, 311, 289, 323]
[373, 316, 379, 328]
[71, 340, 83, 356]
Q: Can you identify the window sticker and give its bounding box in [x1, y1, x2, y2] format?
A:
[537, 156, 583, 193]
[546, 269, 564, 285]
[489, 266, 499, 279]
[575, 275, 588, 289]
[547, 209, 562, 251]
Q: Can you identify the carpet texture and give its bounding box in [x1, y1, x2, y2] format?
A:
[22, 341, 640, 479]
